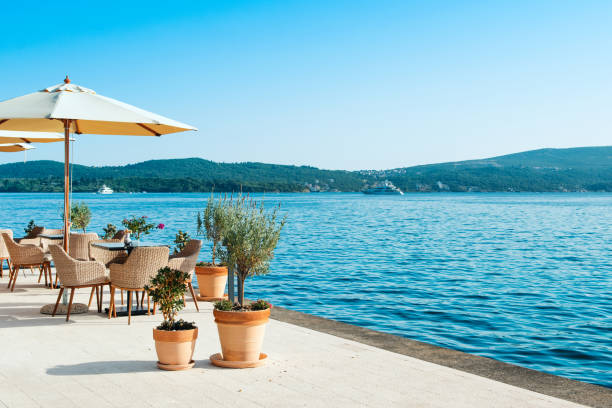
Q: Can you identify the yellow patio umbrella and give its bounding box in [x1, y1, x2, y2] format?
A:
[0, 130, 67, 144]
[0, 76, 197, 250]
[0, 143, 35, 152]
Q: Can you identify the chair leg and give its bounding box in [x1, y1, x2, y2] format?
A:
[88, 287, 96, 308]
[37, 266, 43, 283]
[52, 287, 64, 316]
[66, 288, 75, 322]
[99, 285, 104, 313]
[7, 264, 17, 288]
[121, 289, 124, 305]
[188, 283, 199, 312]
[147, 292, 150, 316]
[140, 291, 145, 308]
[47, 263, 53, 289]
[109, 286, 115, 319]
[127, 291, 132, 325]
[10, 265, 19, 291]
[43, 263, 48, 286]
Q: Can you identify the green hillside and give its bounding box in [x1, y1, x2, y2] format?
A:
[0, 146, 610, 192]
[362, 146, 612, 192]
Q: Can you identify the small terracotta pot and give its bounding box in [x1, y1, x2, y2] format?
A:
[153, 327, 198, 370]
[213, 308, 270, 364]
[195, 265, 228, 299]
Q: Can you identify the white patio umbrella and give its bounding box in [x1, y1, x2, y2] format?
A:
[0, 77, 197, 250]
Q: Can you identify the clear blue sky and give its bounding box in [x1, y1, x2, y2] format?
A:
[0, 0, 610, 170]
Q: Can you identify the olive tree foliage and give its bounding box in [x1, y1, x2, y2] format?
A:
[62, 202, 91, 232]
[219, 196, 286, 306]
[196, 194, 229, 265]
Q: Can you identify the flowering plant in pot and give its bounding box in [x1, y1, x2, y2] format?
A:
[211, 196, 285, 368]
[194, 195, 229, 300]
[145, 266, 197, 371]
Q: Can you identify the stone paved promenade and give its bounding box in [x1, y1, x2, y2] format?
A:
[0, 273, 592, 408]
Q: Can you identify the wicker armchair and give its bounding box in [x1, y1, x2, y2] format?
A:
[39, 228, 65, 253]
[109, 246, 169, 324]
[89, 230, 129, 267]
[48, 245, 109, 322]
[2, 232, 51, 291]
[168, 240, 202, 312]
[0, 229, 12, 277]
[67, 233, 99, 261]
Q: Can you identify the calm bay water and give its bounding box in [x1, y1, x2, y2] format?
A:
[1, 192, 610, 387]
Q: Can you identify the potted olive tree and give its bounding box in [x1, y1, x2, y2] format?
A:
[210, 197, 285, 368]
[195, 195, 229, 300]
[70, 202, 92, 233]
[145, 266, 198, 371]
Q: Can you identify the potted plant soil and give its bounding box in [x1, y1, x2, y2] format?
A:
[195, 195, 228, 301]
[145, 266, 198, 371]
[210, 196, 285, 368]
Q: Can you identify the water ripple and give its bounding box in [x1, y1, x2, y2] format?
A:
[1, 192, 611, 388]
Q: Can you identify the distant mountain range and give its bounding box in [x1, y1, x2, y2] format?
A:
[0, 146, 610, 192]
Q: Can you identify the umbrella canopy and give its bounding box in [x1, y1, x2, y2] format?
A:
[0, 79, 196, 135]
[0, 130, 68, 144]
[0, 143, 35, 152]
[0, 77, 197, 250]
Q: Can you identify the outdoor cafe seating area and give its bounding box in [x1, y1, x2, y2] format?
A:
[0, 225, 201, 324]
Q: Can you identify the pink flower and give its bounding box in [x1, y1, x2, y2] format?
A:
[157, 223, 165, 229]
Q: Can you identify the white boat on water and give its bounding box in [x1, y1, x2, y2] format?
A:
[97, 184, 114, 195]
[363, 180, 404, 195]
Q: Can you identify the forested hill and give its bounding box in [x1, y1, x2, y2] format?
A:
[0, 146, 611, 192]
[361, 146, 612, 192]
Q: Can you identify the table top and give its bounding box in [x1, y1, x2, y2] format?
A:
[39, 234, 63, 239]
[91, 241, 170, 251]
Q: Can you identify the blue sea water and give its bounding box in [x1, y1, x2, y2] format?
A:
[0, 192, 610, 388]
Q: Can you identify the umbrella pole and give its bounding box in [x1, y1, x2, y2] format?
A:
[63, 119, 71, 252]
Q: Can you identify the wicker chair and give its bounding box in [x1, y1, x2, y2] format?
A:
[39, 228, 65, 253]
[1, 232, 51, 291]
[89, 230, 129, 267]
[0, 229, 12, 277]
[68, 233, 99, 261]
[109, 246, 169, 324]
[168, 240, 202, 312]
[48, 245, 109, 322]
[90, 230, 129, 305]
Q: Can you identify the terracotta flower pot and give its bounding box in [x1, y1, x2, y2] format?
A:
[195, 265, 228, 299]
[153, 327, 198, 371]
[213, 308, 270, 365]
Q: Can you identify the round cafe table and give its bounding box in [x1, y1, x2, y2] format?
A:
[91, 241, 170, 316]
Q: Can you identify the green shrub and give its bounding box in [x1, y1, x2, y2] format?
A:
[173, 230, 191, 254]
[214, 299, 233, 311]
[250, 299, 271, 311]
[145, 266, 195, 331]
[102, 223, 117, 239]
[24, 220, 36, 236]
